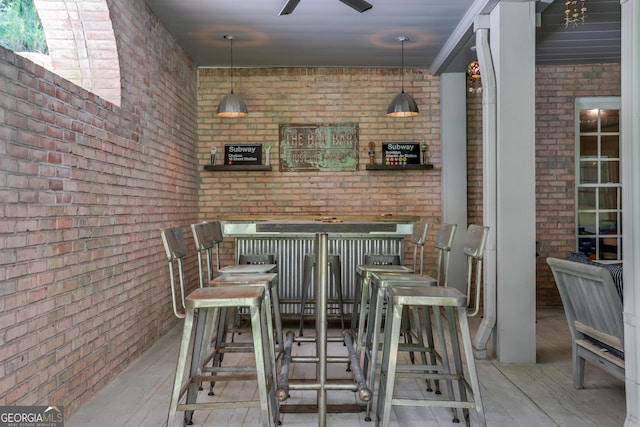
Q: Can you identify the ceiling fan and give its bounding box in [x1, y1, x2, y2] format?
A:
[279, 0, 373, 16]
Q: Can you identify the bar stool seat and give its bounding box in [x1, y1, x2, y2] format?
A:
[299, 252, 345, 338]
[166, 285, 279, 427]
[218, 263, 277, 274]
[376, 285, 486, 427]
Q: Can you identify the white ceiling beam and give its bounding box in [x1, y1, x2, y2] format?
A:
[429, 0, 499, 76]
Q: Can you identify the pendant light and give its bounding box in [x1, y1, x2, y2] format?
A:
[386, 36, 419, 118]
[216, 35, 248, 118]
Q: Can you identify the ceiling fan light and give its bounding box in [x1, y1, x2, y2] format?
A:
[216, 92, 248, 118]
[387, 92, 419, 117]
[338, 0, 373, 13]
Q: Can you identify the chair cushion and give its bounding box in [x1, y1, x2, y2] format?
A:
[567, 252, 623, 302]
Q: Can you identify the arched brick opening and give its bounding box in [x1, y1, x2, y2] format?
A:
[34, 0, 121, 106]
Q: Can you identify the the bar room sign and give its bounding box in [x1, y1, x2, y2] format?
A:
[279, 123, 359, 172]
[224, 144, 263, 165]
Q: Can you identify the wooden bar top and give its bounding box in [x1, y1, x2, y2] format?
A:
[256, 219, 397, 234]
[219, 214, 419, 223]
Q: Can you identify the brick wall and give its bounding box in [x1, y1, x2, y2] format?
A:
[534, 63, 621, 305]
[466, 63, 621, 306]
[197, 67, 444, 270]
[0, 0, 198, 415]
[466, 85, 483, 226]
[34, 0, 121, 105]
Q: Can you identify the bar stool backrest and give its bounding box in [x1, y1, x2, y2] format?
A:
[238, 253, 277, 265]
[160, 227, 188, 319]
[410, 219, 429, 274]
[364, 254, 401, 266]
[463, 224, 490, 317]
[435, 223, 457, 287]
[191, 221, 223, 287]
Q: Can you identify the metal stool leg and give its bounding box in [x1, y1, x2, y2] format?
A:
[363, 276, 387, 421]
[268, 275, 284, 358]
[376, 298, 403, 427]
[299, 254, 314, 339]
[352, 270, 364, 332]
[249, 295, 278, 426]
[331, 256, 346, 330]
[356, 271, 372, 356]
[166, 308, 195, 426]
[457, 305, 486, 426]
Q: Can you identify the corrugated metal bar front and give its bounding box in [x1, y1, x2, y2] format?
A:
[234, 237, 405, 316]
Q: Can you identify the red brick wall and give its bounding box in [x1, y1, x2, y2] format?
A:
[466, 63, 621, 306]
[535, 63, 621, 305]
[0, 0, 198, 415]
[466, 86, 483, 226]
[197, 67, 444, 270]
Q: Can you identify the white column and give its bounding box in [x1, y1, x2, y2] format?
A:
[490, 1, 537, 363]
[621, 1, 640, 425]
[440, 72, 468, 292]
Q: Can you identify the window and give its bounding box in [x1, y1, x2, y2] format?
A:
[1, 0, 121, 106]
[575, 97, 622, 262]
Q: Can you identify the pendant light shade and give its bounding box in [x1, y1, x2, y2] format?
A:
[387, 92, 419, 117]
[216, 92, 248, 118]
[216, 35, 248, 118]
[387, 37, 419, 118]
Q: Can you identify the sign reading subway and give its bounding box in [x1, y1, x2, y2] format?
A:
[382, 142, 420, 165]
[224, 144, 263, 165]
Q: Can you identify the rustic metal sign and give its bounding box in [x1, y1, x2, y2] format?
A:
[279, 123, 359, 172]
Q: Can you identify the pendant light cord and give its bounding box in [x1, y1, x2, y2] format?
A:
[229, 36, 235, 94]
[400, 38, 405, 93]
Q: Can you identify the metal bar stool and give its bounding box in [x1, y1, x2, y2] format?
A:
[192, 221, 283, 356]
[352, 254, 403, 332]
[353, 262, 412, 355]
[299, 252, 345, 338]
[166, 285, 280, 427]
[362, 272, 437, 421]
[434, 223, 457, 287]
[191, 221, 223, 287]
[352, 219, 429, 343]
[211, 272, 284, 361]
[460, 224, 490, 317]
[161, 227, 279, 426]
[376, 285, 486, 427]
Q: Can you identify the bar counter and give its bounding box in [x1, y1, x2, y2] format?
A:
[221, 215, 417, 316]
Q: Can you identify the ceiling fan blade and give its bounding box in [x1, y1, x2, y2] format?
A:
[338, 0, 373, 13]
[279, 0, 301, 15]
